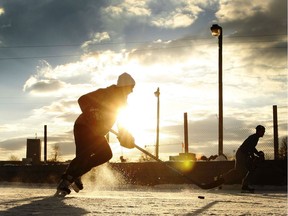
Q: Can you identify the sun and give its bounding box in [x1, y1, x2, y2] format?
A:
[115, 87, 158, 146]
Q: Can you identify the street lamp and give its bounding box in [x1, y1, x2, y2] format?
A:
[154, 87, 160, 159]
[210, 24, 223, 156]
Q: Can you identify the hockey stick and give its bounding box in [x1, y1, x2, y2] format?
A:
[110, 129, 223, 189]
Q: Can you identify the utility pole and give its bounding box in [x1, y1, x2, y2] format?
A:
[211, 24, 223, 156]
[154, 87, 160, 159]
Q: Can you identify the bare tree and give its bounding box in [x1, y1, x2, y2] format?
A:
[49, 144, 61, 162]
[138, 151, 155, 162]
[279, 136, 287, 160]
[9, 155, 20, 161]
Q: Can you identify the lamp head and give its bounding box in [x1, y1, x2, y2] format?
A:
[210, 24, 222, 37]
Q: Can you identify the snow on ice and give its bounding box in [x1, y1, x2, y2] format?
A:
[0, 183, 286, 216]
[0, 165, 286, 215]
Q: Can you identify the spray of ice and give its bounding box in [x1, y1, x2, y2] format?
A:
[81, 163, 126, 191]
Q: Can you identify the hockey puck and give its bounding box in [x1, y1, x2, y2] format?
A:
[198, 196, 205, 199]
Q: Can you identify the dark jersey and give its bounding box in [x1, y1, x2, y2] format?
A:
[238, 134, 259, 156]
[75, 85, 128, 135]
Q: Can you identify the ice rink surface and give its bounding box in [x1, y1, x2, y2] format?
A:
[0, 183, 286, 216]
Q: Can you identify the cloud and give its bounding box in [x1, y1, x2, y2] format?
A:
[23, 60, 67, 95]
[0, 97, 80, 160]
[104, 0, 151, 17]
[103, 0, 204, 29]
[0, 0, 104, 44]
[129, 37, 212, 68]
[151, 12, 196, 28]
[81, 32, 111, 51]
[0, 137, 26, 151]
[216, 0, 287, 36]
[22, 54, 123, 96]
[0, 131, 76, 161]
[216, 0, 272, 22]
[149, 0, 203, 28]
[159, 111, 278, 158]
[23, 78, 66, 95]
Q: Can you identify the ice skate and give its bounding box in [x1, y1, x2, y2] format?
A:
[71, 177, 84, 193]
[241, 185, 255, 193]
[54, 188, 71, 197]
[54, 179, 71, 197]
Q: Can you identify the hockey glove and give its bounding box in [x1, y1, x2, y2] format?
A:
[257, 151, 265, 161]
[117, 128, 135, 149]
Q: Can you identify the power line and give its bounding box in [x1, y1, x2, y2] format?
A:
[0, 34, 286, 49]
[0, 34, 286, 61]
[0, 44, 285, 61]
[0, 54, 81, 61]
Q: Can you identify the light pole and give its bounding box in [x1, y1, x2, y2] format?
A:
[154, 87, 160, 159]
[210, 24, 223, 156]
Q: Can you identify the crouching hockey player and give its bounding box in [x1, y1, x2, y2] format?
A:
[221, 125, 266, 193]
[55, 72, 136, 197]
